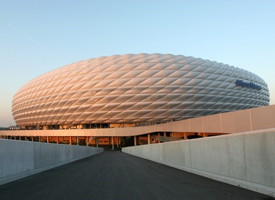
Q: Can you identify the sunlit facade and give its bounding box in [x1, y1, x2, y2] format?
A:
[12, 53, 269, 129]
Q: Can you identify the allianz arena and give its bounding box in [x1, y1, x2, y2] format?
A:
[12, 53, 269, 128]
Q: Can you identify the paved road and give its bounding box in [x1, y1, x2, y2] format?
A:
[0, 151, 273, 200]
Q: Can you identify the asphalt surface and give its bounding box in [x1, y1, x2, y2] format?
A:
[0, 151, 273, 200]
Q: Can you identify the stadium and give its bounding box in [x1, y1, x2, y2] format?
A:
[1, 53, 271, 147]
[12, 53, 269, 129]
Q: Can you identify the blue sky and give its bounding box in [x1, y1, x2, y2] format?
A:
[0, 0, 274, 127]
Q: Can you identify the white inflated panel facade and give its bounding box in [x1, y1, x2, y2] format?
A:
[12, 54, 269, 126]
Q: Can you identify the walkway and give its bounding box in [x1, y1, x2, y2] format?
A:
[0, 151, 272, 200]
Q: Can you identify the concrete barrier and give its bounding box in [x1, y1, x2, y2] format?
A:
[123, 129, 275, 197]
[0, 140, 103, 185]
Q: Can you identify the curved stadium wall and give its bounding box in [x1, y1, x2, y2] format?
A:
[12, 53, 269, 127]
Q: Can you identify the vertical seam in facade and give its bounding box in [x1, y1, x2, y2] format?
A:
[220, 114, 222, 133]
[249, 109, 252, 131]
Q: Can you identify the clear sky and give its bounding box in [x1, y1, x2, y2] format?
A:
[0, 0, 274, 127]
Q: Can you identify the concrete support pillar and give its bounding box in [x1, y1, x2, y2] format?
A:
[158, 133, 160, 143]
[77, 136, 79, 146]
[19, 136, 21, 140]
[47, 136, 49, 143]
[148, 134, 151, 145]
[86, 136, 89, 146]
[25, 136, 27, 141]
[112, 136, 114, 150]
[56, 136, 59, 144]
[96, 138, 98, 148]
[184, 133, 187, 140]
[69, 136, 72, 145]
[134, 136, 137, 146]
[117, 137, 119, 148]
[164, 132, 166, 137]
[203, 133, 207, 138]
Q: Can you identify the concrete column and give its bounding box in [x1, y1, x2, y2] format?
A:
[164, 132, 166, 137]
[203, 133, 207, 138]
[96, 138, 98, 148]
[134, 136, 137, 146]
[47, 136, 49, 143]
[56, 136, 59, 144]
[112, 136, 114, 150]
[25, 136, 27, 141]
[86, 136, 89, 146]
[158, 133, 160, 143]
[184, 133, 187, 140]
[148, 134, 151, 145]
[77, 136, 79, 146]
[69, 136, 72, 145]
[117, 137, 119, 148]
[19, 136, 21, 140]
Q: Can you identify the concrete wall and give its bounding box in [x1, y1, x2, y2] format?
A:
[123, 128, 275, 197]
[2, 104, 275, 137]
[0, 140, 103, 185]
